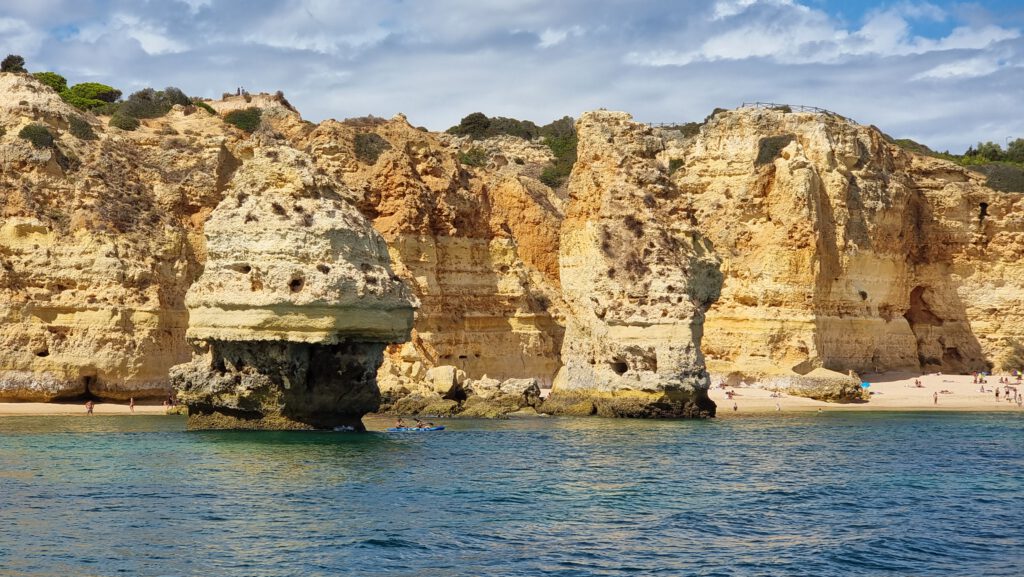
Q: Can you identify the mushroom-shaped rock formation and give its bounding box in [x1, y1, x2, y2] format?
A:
[170, 146, 416, 430]
[542, 111, 723, 418]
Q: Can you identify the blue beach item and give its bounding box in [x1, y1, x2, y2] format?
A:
[386, 426, 446, 432]
[861, 382, 871, 388]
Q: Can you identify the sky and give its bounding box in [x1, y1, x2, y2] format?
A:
[0, 0, 1021, 152]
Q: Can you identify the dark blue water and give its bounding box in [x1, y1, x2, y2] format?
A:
[1, 412, 1021, 577]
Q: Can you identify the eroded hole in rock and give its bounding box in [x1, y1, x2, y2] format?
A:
[317, 264, 331, 274]
[609, 360, 628, 375]
[979, 202, 988, 220]
[904, 286, 942, 326]
[859, 290, 868, 301]
[271, 202, 287, 216]
[232, 264, 252, 274]
[35, 348, 49, 357]
[289, 276, 304, 292]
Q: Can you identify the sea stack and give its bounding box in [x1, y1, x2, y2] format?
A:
[169, 145, 416, 430]
[543, 111, 723, 417]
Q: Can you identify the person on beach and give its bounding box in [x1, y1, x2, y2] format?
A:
[732, 402, 738, 412]
[933, 391, 938, 405]
[395, 418, 406, 428]
[129, 397, 135, 414]
[85, 400, 94, 415]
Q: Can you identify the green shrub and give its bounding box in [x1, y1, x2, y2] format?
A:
[33, 72, 67, 93]
[668, 158, 684, 175]
[60, 82, 122, 110]
[969, 163, 1024, 193]
[447, 112, 490, 139]
[354, 132, 391, 164]
[457, 147, 488, 167]
[193, 99, 216, 115]
[447, 112, 574, 142]
[540, 162, 572, 187]
[18, 123, 54, 148]
[539, 132, 578, 187]
[109, 114, 140, 131]
[69, 116, 97, 140]
[1, 54, 26, 73]
[90, 102, 122, 116]
[118, 87, 190, 119]
[223, 107, 262, 132]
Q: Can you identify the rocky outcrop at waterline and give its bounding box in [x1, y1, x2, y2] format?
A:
[544, 111, 722, 417]
[168, 146, 415, 430]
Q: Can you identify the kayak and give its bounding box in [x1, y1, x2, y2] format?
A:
[386, 426, 446, 432]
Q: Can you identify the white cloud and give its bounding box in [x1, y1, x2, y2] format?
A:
[74, 14, 186, 55]
[3, 0, 1021, 153]
[537, 25, 584, 48]
[912, 56, 1004, 80]
[629, 1, 1019, 66]
[0, 17, 44, 55]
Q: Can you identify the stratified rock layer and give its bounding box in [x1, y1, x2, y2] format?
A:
[170, 146, 415, 429]
[0, 72, 228, 400]
[301, 116, 566, 417]
[668, 107, 1023, 397]
[544, 111, 722, 417]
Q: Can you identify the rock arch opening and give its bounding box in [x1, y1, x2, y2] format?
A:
[979, 202, 988, 221]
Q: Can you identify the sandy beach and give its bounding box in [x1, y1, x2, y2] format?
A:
[1, 372, 1022, 416]
[710, 372, 1024, 414]
[0, 402, 171, 416]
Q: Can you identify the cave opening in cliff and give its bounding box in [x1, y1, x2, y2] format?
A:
[904, 286, 942, 327]
[979, 202, 988, 221]
[609, 360, 628, 375]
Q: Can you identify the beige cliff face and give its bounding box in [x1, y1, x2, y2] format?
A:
[3, 67, 1022, 414]
[669, 107, 1023, 395]
[300, 116, 566, 416]
[0, 73, 235, 400]
[545, 111, 721, 417]
[183, 145, 414, 343]
[170, 145, 416, 429]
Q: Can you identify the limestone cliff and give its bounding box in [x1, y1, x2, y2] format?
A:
[544, 111, 722, 417]
[667, 106, 1024, 397]
[299, 116, 566, 416]
[169, 145, 415, 429]
[3, 67, 1023, 414]
[0, 73, 231, 400]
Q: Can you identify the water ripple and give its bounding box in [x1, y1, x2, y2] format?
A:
[0, 413, 1022, 576]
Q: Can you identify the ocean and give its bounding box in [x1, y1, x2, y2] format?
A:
[1, 412, 1021, 576]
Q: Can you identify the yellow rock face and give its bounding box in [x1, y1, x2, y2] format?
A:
[299, 116, 567, 412]
[0, 73, 228, 400]
[670, 107, 1024, 389]
[546, 111, 722, 416]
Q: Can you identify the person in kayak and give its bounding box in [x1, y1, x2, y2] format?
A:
[414, 419, 436, 429]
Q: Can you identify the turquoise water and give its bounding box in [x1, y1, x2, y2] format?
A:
[1, 413, 1021, 577]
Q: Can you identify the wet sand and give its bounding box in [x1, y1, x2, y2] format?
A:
[710, 372, 1024, 414]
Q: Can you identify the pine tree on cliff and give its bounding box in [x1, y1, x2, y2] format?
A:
[1, 54, 27, 73]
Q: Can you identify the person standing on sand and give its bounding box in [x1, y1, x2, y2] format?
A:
[933, 391, 938, 405]
[732, 402, 738, 412]
[85, 400, 94, 415]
